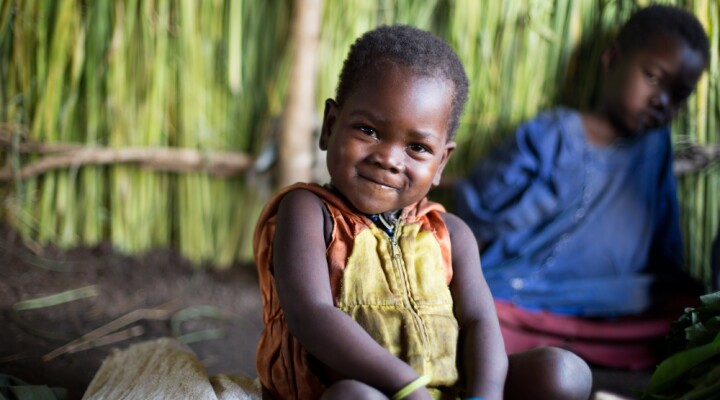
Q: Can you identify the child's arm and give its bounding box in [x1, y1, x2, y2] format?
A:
[455, 111, 573, 248]
[443, 212, 508, 400]
[273, 189, 431, 399]
[647, 132, 683, 272]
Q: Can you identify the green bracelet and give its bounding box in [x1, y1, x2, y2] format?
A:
[391, 375, 431, 400]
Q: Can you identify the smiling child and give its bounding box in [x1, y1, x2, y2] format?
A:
[254, 25, 591, 400]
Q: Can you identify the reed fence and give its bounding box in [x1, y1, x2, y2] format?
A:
[1, 0, 718, 284]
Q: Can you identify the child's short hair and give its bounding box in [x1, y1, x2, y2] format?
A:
[617, 5, 709, 65]
[335, 25, 469, 139]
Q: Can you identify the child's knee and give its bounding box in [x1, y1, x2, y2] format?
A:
[536, 347, 592, 400]
[508, 346, 592, 400]
[548, 347, 592, 399]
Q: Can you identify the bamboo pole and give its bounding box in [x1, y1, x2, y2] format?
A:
[278, 0, 323, 187]
[0, 146, 253, 181]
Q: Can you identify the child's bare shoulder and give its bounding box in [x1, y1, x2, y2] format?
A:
[439, 211, 476, 248]
[279, 187, 324, 207]
[271, 188, 332, 261]
[276, 188, 326, 223]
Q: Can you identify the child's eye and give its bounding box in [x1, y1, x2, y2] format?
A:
[358, 126, 377, 137]
[643, 71, 659, 85]
[408, 143, 431, 154]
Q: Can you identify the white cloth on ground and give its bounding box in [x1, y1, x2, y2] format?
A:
[82, 338, 261, 400]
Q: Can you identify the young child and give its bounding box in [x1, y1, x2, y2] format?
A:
[454, 5, 709, 369]
[254, 26, 591, 400]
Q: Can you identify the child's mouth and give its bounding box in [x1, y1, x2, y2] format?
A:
[359, 174, 398, 190]
[641, 111, 665, 129]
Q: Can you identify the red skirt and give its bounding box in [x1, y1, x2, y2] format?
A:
[495, 298, 694, 370]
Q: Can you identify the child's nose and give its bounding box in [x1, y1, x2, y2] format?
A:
[651, 90, 671, 111]
[370, 143, 404, 173]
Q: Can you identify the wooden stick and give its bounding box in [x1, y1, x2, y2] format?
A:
[43, 302, 179, 361]
[65, 326, 145, 354]
[278, 0, 322, 187]
[0, 146, 253, 180]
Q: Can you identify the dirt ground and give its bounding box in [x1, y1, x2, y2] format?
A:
[0, 222, 653, 400]
[0, 222, 263, 399]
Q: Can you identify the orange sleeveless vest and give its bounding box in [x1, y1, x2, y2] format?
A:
[253, 183, 458, 399]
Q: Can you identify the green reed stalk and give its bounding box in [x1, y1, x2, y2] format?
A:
[79, 1, 111, 245]
[32, 0, 77, 246]
[316, 0, 374, 117]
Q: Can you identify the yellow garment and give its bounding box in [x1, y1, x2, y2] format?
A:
[254, 183, 459, 399]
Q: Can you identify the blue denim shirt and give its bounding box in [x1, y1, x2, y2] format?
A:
[455, 108, 683, 316]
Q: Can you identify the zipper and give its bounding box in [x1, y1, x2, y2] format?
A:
[389, 219, 430, 355]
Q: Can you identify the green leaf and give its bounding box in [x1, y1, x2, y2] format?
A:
[682, 364, 720, 400]
[13, 285, 100, 311]
[645, 333, 720, 395]
[700, 292, 720, 311]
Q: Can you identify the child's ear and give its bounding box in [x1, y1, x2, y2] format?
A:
[601, 43, 621, 72]
[432, 141, 456, 186]
[319, 99, 338, 150]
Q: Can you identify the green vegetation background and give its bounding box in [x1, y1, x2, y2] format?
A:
[0, 0, 717, 284]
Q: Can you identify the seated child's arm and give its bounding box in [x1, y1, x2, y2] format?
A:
[273, 189, 431, 398]
[443, 212, 508, 399]
[456, 114, 571, 248]
[647, 141, 683, 272]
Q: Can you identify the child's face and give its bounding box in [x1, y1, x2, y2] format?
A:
[320, 63, 455, 215]
[602, 33, 705, 136]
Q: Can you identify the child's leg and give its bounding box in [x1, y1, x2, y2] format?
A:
[321, 380, 387, 400]
[320, 347, 591, 400]
[505, 346, 592, 400]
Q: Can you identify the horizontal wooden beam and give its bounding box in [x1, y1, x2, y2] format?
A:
[0, 125, 253, 180]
